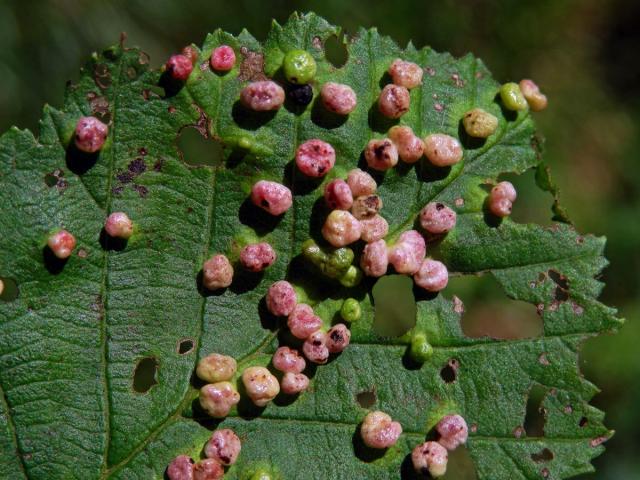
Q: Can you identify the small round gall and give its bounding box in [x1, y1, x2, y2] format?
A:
[388, 230, 426, 275]
[196, 353, 237, 383]
[423, 134, 463, 167]
[287, 303, 323, 340]
[488, 181, 517, 217]
[500, 82, 528, 111]
[240, 81, 285, 111]
[199, 381, 240, 418]
[388, 59, 423, 89]
[280, 372, 310, 395]
[411, 441, 448, 478]
[240, 242, 276, 272]
[295, 139, 335, 177]
[324, 179, 353, 210]
[181, 45, 198, 65]
[241, 366, 280, 407]
[202, 254, 233, 290]
[283, 49, 317, 84]
[359, 214, 389, 243]
[360, 411, 403, 449]
[303, 330, 330, 364]
[326, 324, 351, 353]
[167, 455, 194, 480]
[266, 280, 297, 317]
[288, 84, 314, 106]
[322, 210, 362, 247]
[166, 54, 193, 81]
[360, 239, 389, 277]
[351, 195, 383, 220]
[436, 414, 469, 451]
[205, 428, 241, 466]
[419, 202, 456, 235]
[462, 108, 498, 138]
[339, 265, 363, 288]
[193, 459, 224, 480]
[251, 180, 293, 216]
[414, 258, 448, 292]
[347, 168, 377, 197]
[378, 84, 410, 119]
[104, 212, 133, 240]
[410, 332, 434, 363]
[74, 116, 108, 153]
[0, 279, 4, 297]
[320, 82, 357, 115]
[272, 346, 306, 373]
[364, 138, 399, 171]
[519, 79, 548, 112]
[491, 181, 517, 202]
[210, 45, 236, 71]
[388, 125, 424, 163]
[341, 298, 362, 323]
[47, 229, 76, 260]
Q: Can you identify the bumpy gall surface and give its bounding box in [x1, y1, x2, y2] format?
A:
[295, 139, 336, 177]
[240, 242, 276, 272]
[388, 125, 424, 163]
[251, 180, 293, 216]
[326, 324, 351, 353]
[324, 179, 353, 210]
[287, 303, 323, 340]
[489, 197, 513, 217]
[242, 366, 280, 407]
[47, 229, 76, 260]
[436, 414, 469, 450]
[193, 459, 224, 480]
[360, 411, 403, 449]
[378, 84, 410, 118]
[266, 280, 297, 316]
[320, 82, 357, 115]
[74, 116, 108, 153]
[419, 202, 457, 234]
[167, 455, 194, 480]
[272, 346, 306, 373]
[347, 168, 377, 197]
[240, 81, 285, 111]
[181, 46, 198, 65]
[104, 212, 133, 239]
[281, 372, 310, 395]
[204, 428, 242, 466]
[199, 381, 240, 418]
[488, 181, 517, 217]
[210, 45, 236, 71]
[388, 59, 423, 89]
[388, 230, 426, 275]
[364, 138, 399, 171]
[500, 82, 528, 111]
[359, 214, 389, 243]
[287, 84, 314, 106]
[414, 258, 449, 292]
[166, 54, 193, 81]
[196, 353, 237, 383]
[283, 49, 317, 84]
[351, 195, 383, 220]
[303, 330, 330, 364]
[423, 134, 463, 167]
[411, 441, 448, 477]
[202, 254, 233, 290]
[360, 239, 389, 277]
[322, 210, 362, 247]
[462, 108, 498, 138]
[519, 79, 548, 111]
[341, 298, 362, 322]
[492, 181, 517, 202]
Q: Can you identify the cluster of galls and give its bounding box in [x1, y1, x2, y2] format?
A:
[167, 427, 241, 480]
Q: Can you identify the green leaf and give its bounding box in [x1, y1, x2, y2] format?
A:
[0, 12, 620, 480]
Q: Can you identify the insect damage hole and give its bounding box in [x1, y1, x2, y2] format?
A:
[440, 358, 459, 383]
[548, 269, 570, 301]
[132, 356, 159, 393]
[531, 448, 554, 463]
[177, 126, 224, 167]
[372, 275, 416, 337]
[356, 389, 377, 408]
[177, 338, 195, 355]
[524, 384, 547, 437]
[324, 33, 348, 68]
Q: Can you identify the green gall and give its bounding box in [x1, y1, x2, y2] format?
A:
[302, 239, 355, 279]
[250, 471, 272, 480]
[500, 82, 528, 111]
[339, 265, 363, 287]
[462, 108, 498, 138]
[326, 247, 355, 275]
[410, 333, 433, 362]
[283, 49, 317, 84]
[238, 136, 253, 150]
[341, 298, 361, 322]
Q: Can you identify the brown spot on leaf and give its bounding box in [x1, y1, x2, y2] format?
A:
[451, 73, 465, 87]
[538, 353, 550, 366]
[590, 435, 608, 447]
[452, 295, 465, 314]
[239, 47, 266, 81]
[513, 426, 525, 438]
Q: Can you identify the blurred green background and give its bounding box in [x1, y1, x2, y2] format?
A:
[1, 0, 638, 477]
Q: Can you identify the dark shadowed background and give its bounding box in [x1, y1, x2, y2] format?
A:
[1, 0, 638, 477]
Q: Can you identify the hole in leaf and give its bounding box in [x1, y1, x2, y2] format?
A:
[44, 173, 58, 187]
[447, 275, 543, 339]
[500, 170, 555, 226]
[524, 384, 547, 437]
[356, 389, 377, 408]
[440, 358, 459, 383]
[531, 448, 554, 463]
[132, 356, 159, 393]
[324, 34, 348, 68]
[548, 269, 570, 301]
[372, 275, 416, 337]
[177, 127, 224, 167]
[579, 416, 588, 428]
[0, 277, 19, 302]
[177, 338, 195, 355]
